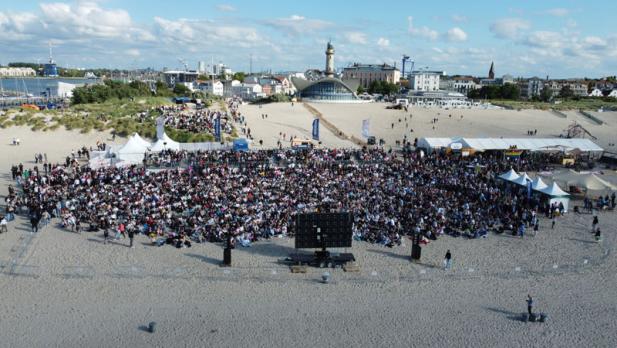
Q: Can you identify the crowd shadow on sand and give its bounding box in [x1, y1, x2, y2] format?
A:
[567, 237, 597, 245]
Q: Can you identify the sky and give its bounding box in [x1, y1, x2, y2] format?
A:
[1, 0, 616, 78]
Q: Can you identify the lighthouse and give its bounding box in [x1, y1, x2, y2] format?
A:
[325, 41, 335, 77]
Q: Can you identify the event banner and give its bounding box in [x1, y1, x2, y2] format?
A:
[214, 117, 221, 141]
[362, 119, 370, 138]
[312, 119, 320, 141]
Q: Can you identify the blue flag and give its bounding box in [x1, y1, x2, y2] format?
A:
[214, 117, 221, 142]
[312, 119, 320, 141]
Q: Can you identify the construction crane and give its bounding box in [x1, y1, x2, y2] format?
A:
[401, 54, 416, 79]
[177, 58, 188, 71]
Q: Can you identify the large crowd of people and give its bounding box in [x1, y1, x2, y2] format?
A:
[4, 147, 580, 249]
[155, 105, 234, 136]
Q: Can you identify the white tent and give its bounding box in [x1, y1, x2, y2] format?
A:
[553, 171, 617, 191]
[150, 132, 181, 152]
[498, 169, 519, 182]
[531, 177, 548, 191]
[418, 137, 603, 154]
[131, 133, 152, 148]
[117, 134, 151, 164]
[511, 172, 532, 186]
[537, 182, 570, 212]
[538, 182, 570, 197]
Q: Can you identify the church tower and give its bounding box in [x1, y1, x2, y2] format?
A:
[325, 41, 335, 77]
[488, 61, 495, 79]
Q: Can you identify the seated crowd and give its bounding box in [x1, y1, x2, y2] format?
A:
[6, 148, 565, 248]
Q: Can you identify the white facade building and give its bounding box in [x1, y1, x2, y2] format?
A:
[609, 90, 617, 98]
[409, 71, 444, 91]
[199, 80, 224, 96]
[589, 88, 603, 97]
[441, 76, 478, 94]
[232, 83, 264, 100]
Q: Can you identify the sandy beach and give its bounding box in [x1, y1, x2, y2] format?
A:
[1, 110, 617, 347]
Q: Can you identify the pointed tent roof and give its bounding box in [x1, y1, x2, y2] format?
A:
[512, 172, 532, 186]
[150, 132, 180, 152]
[130, 133, 152, 148]
[538, 182, 570, 197]
[531, 177, 548, 191]
[498, 169, 519, 182]
[118, 134, 151, 154]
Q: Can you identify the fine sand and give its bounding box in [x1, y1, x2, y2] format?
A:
[1, 116, 617, 347]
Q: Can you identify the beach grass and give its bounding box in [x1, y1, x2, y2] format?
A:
[1, 96, 223, 142]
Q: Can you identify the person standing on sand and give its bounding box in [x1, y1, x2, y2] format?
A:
[128, 227, 135, 248]
[443, 250, 452, 270]
[592, 215, 599, 233]
[551, 217, 556, 229]
[527, 295, 534, 316]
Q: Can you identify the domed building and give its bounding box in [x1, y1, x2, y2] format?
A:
[291, 42, 363, 103]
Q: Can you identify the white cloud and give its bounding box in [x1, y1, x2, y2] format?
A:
[407, 16, 438, 40]
[545, 8, 569, 17]
[523, 31, 563, 49]
[377, 37, 390, 47]
[583, 36, 607, 50]
[490, 18, 530, 39]
[446, 27, 467, 42]
[216, 4, 236, 12]
[344, 31, 367, 44]
[264, 15, 332, 36]
[451, 14, 468, 23]
[39, 2, 133, 39]
[126, 48, 140, 57]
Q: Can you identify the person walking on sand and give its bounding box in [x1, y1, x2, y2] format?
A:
[551, 217, 556, 229]
[443, 250, 452, 270]
[592, 215, 599, 233]
[527, 295, 534, 316]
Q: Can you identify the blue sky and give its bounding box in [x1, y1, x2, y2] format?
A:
[1, 0, 616, 77]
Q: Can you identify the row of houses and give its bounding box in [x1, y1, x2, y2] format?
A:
[439, 75, 617, 99]
[0, 67, 37, 77]
[195, 75, 295, 100]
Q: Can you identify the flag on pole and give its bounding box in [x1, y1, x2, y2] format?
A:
[312, 119, 320, 141]
[362, 119, 370, 138]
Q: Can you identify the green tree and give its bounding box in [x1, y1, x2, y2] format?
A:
[559, 85, 574, 99]
[232, 72, 246, 82]
[539, 87, 553, 102]
[172, 84, 191, 96]
[357, 85, 365, 94]
[500, 83, 520, 100]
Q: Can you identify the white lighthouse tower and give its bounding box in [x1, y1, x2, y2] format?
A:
[325, 41, 335, 78]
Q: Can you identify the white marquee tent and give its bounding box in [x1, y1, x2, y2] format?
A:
[511, 172, 532, 186]
[116, 134, 152, 164]
[537, 182, 570, 212]
[498, 169, 520, 181]
[150, 132, 181, 152]
[418, 137, 603, 155]
[531, 177, 548, 191]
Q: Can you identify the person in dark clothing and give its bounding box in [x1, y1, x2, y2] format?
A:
[128, 228, 135, 248]
[444, 250, 452, 270]
[30, 215, 39, 233]
[527, 295, 534, 316]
